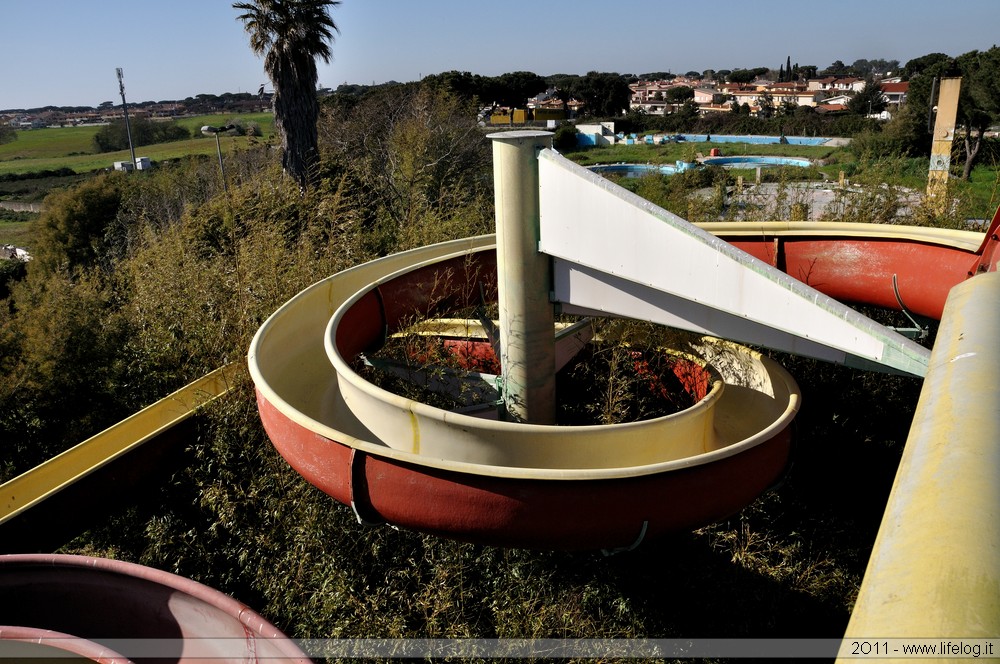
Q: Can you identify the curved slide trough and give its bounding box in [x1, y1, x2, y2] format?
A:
[251, 237, 799, 550]
[250, 213, 999, 551]
[0, 554, 309, 663]
[703, 220, 999, 321]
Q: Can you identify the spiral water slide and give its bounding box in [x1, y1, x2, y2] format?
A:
[249, 133, 999, 550]
[2, 132, 998, 654]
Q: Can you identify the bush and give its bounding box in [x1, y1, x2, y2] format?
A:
[848, 130, 911, 162]
[0, 272, 131, 478]
[0, 167, 77, 183]
[31, 173, 124, 276]
[0, 259, 26, 300]
[552, 123, 579, 152]
[319, 84, 493, 249]
[229, 119, 263, 137]
[93, 118, 191, 153]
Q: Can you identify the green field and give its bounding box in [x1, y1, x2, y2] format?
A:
[0, 113, 274, 176]
[0, 220, 33, 247]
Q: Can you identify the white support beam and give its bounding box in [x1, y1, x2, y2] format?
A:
[537, 149, 930, 377]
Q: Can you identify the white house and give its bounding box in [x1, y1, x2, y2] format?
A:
[808, 76, 867, 93]
[880, 81, 909, 106]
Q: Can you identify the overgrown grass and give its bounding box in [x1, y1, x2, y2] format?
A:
[964, 155, 1000, 220]
[62, 350, 916, 659]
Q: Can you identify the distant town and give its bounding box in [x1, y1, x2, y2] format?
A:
[3, 68, 909, 131]
[625, 75, 906, 117]
[494, 74, 907, 126]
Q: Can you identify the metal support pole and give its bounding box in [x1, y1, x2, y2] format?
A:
[841, 272, 1000, 651]
[488, 130, 555, 424]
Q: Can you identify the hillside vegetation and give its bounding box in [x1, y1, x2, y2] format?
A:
[0, 84, 994, 659]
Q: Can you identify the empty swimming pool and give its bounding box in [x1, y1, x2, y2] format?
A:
[589, 156, 809, 178]
[673, 134, 830, 146]
[701, 155, 812, 169]
[589, 161, 696, 177]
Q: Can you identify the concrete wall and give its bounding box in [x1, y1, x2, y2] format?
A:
[0, 201, 41, 213]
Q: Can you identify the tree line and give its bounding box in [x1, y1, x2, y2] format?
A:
[90, 117, 264, 153]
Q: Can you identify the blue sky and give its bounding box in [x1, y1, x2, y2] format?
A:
[3, 0, 999, 110]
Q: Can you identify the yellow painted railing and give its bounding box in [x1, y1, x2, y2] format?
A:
[1, 364, 238, 529]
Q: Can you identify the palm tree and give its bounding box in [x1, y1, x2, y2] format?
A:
[234, 0, 340, 190]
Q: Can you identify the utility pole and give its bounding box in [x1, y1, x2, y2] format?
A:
[116, 68, 137, 170]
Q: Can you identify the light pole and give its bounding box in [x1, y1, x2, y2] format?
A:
[201, 124, 245, 318]
[201, 125, 236, 193]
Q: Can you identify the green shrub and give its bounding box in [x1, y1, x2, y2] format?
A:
[31, 174, 124, 276]
[848, 130, 911, 163]
[93, 118, 191, 153]
[0, 272, 131, 477]
[0, 258, 26, 299]
[552, 123, 579, 152]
